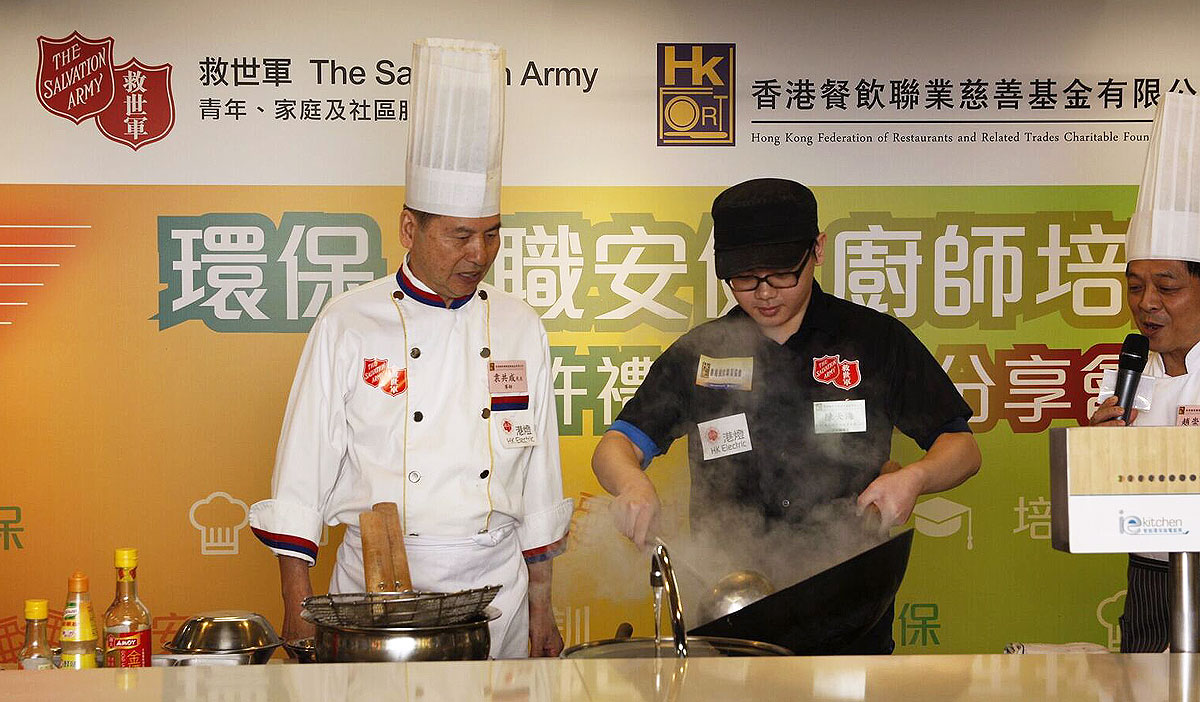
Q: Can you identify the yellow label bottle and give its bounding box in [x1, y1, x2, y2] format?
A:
[59, 571, 100, 669]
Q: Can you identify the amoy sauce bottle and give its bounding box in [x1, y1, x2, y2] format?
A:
[103, 547, 152, 667]
[59, 571, 100, 669]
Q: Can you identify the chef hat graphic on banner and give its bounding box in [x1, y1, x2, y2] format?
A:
[188, 491, 250, 556]
[1127, 91, 1200, 263]
[405, 38, 506, 218]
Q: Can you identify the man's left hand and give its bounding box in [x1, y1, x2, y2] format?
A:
[528, 604, 564, 657]
[856, 466, 925, 528]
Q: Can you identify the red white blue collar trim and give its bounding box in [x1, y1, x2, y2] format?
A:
[395, 266, 473, 309]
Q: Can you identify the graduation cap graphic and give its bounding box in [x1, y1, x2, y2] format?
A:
[912, 497, 974, 550]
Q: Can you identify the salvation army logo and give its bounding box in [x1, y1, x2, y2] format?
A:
[812, 355, 862, 390]
[35, 31, 174, 150]
[362, 358, 407, 396]
[36, 32, 115, 123]
[96, 60, 175, 150]
[363, 358, 389, 386]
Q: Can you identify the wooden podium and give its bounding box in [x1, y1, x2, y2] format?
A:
[1050, 426, 1200, 553]
[1049, 426, 1200, 652]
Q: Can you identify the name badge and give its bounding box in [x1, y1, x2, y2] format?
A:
[489, 360, 528, 394]
[697, 413, 753, 461]
[489, 360, 530, 411]
[1177, 406, 1200, 426]
[813, 400, 867, 434]
[695, 355, 754, 391]
[499, 417, 538, 448]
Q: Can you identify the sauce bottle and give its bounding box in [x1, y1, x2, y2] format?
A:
[17, 599, 55, 670]
[59, 571, 100, 669]
[103, 547, 152, 667]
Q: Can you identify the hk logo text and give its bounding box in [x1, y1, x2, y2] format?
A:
[657, 43, 734, 146]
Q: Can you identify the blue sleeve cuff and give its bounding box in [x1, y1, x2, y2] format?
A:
[919, 417, 972, 451]
[610, 420, 661, 469]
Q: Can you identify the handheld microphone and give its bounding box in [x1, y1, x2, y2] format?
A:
[1115, 333, 1150, 424]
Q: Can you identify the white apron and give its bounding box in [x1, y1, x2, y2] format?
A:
[329, 522, 528, 659]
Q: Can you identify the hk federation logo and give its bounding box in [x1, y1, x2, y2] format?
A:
[657, 43, 734, 146]
[36, 31, 175, 150]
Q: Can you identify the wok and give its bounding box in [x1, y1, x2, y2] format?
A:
[688, 529, 914, 655]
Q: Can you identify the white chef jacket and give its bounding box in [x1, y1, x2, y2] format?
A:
[249, 262, 573, 657]
[1129, 341, 1200, 562]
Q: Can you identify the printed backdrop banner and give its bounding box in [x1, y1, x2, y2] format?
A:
[2, 0, 1197, 658]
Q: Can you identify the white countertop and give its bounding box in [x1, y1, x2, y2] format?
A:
[1, 653, 1195, 701]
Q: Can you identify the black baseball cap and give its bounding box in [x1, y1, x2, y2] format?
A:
[712, 178, 819, 279]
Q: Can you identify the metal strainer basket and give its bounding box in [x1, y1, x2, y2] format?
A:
[302, 585, 501, 629]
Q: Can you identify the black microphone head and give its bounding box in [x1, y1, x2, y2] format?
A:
[1118, 333, 1150, 372]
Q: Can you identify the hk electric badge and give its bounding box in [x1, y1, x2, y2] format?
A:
[36, 31, 175, 150]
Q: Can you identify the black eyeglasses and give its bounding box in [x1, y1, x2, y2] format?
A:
[726, 247, 814, 292]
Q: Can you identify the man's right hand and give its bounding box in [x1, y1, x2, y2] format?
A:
[610, 481, 662, 549]
[593, 430, 662, 549]
[1090, 395, 1139, 426]
[279, 555, 316, 644]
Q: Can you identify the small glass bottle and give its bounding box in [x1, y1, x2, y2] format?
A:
[59, 571, 100, 669]
[17, 599, 55, 670]
[103, 547, 152, 668]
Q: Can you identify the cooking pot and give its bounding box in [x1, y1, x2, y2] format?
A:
[689, 529, 914, 655]
[304, 606, 500, 662]
[561, 635, 792, 658]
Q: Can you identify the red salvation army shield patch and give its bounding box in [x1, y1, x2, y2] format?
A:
[362, 358, 407, 396]
[363, 358, 388, 388]
[36, 32, 116, 124]
[812, 354, 862, 390]
[95, 59, 175, 150]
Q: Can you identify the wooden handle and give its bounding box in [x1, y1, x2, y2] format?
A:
[372, 502, 412, 592]
[359, 510, 395, 593]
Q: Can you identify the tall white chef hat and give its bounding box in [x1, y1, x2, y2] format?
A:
[405, 38, 506, 219]
[1127, 91, 1200, 263]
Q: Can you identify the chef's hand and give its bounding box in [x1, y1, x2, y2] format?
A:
[278, 555, 316, 645]
[857, 467, 924, 528]
[592, 430, 662, 549]
[611, 481, 662, 550]
[528, 605, 564, 657]
[527, 560, 563, 657]
[1090, 395, 1138, 426]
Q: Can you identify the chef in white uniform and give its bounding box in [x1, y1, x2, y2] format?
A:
[249, 38, 573, 658]
[1090, 91, 1200, 652]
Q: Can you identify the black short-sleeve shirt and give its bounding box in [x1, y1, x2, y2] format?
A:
[614, 283, 973, 525]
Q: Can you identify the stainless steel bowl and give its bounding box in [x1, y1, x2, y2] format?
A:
[283, 637, 318, 663]
[164, 610, 282, 663]
[306, 606, 499, 662]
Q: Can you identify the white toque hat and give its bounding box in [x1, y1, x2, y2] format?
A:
[1127, 91, 1200, 263]
[405, 38, 506, 219]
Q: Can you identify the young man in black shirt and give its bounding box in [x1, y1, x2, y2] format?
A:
[591, 178, 981, 653]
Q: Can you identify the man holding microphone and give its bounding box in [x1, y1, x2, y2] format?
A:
[1090, 92, 1200, 652]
